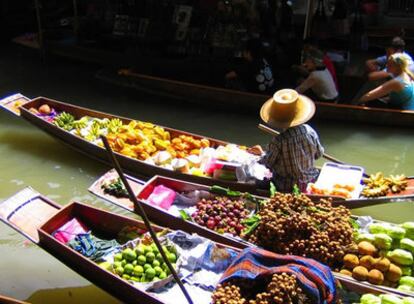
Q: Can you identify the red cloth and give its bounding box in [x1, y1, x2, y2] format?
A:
[323, 55, 338, 90]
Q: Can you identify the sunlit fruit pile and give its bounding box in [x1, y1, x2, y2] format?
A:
[31, 104, 259, 178]
[341, 221, 414, 291]
[212, 273, 307, 304]
[362, 172, 408, 197]
[111, 242, 177, 283]
[245, 193, 354, 269]
[192, 196, 251, 237]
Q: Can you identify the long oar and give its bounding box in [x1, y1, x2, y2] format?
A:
[100, 135, 193, 304]
[258, 123, 369, 177]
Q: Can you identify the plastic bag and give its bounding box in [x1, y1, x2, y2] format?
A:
[147, 185, 177, 210]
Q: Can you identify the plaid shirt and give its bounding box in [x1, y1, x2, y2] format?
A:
[261, 124, 324, 192]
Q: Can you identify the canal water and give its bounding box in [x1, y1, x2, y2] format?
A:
[0, 44, 413, 303]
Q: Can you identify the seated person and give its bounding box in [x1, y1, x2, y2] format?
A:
[225, 38, 275, 94]
[358, 53, 414, 110]
[295, 49, 339, 102]
[365, 36, 414, 82]
[294, 38, 338, 90]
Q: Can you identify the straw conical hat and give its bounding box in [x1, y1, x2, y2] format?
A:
[260, 89, 316, 129]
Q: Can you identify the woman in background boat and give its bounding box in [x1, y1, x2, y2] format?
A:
[225, 38, 275, 94]
[295, 49, 339, 103]
[365, 36, 414, 82]
[358, 53, 414, 110]
[248, 89, 324, 192]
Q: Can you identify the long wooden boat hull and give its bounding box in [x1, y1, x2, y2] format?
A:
[2, 188, 413, 303]
[100, 69, 414, 127]
[89, 172, 414, 298]
[16, 96, 265, 193]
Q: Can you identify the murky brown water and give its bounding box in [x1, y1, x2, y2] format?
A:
[0, 44, 413, 303]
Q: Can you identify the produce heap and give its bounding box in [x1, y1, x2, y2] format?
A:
[212, 273, 307, 304]
[340, 221, 414, 291]
[361, 172, 408, 197]
[110, 241, 177, 283]
[358, 293, 414, 304]
[244, 192, 355, 269]
[31, 104, 262, 179]
[192, 196, 251, 237]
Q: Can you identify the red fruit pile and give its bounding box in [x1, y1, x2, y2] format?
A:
[192, 196, 250, 236]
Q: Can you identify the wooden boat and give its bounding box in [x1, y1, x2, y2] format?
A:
[0, 94, 261, 193]
[2, 94, 413, 202]
[0, 295, 29, 304]
[96, 68, 414, 128]
[89, 173, 414, 298]
[0, 187, 235, 304]
[1, 188, 413, 304]
[90, 172, 414, 248]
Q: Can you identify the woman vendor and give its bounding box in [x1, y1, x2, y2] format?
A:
[358, 53, 414, 110]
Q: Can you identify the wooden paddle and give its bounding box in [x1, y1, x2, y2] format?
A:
[101, 136, 194, 304]
[258, 123, 369, 177]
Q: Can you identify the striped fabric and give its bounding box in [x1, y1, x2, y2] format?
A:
[219, 247, 336, 304]
[261, 124, 324, 192]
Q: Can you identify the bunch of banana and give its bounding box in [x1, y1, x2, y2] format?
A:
[361, 172, 407, 197]
[385, 174, 408, 193]
[54, 112, 75, 131]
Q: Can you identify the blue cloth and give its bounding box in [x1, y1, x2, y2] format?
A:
[220, 247, 337, 304]
[389, 75, 414, 110]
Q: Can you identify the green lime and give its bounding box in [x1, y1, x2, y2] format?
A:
[121, 260, 127, 267]
[132, 260, 137, 266]
[140, 275, 148, 283]
[124, 263, 134, 275]
[115, 266, 124, 276]
[154, 266, 163, 276]
[98, 261, 111, 271]
[114, 253, 123, 262]
[158, 271, 167, 280]
[135, 244, 146, 256]
[143, 263, 152, 270]
[152, 260, 160, 268]
[123, 248, 137, 262]
[156, 253, 163, 262]
[133, 265, 144, 277]
[113, 261, 122, 269]
[151, 243, 159, 253]
[146, 252, 155, 263]
[130, 276, 140, 282]
[168, 253, 177, 263]
[137, 255, 146, 266]
[145, 267, 156, 279]
[122, 274, 131, 280]
[144, 245, 153, 254]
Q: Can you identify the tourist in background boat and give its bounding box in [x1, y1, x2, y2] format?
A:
[295, 49, 339, 102]
[225, 38, 275, 93]
[293, 38, 339, 90]
[358, 53, 414, 110]
[365, 36, 414, 82]
[248, 89, 324, 192]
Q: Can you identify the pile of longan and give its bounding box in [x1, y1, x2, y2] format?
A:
[246, 193, 355, 269]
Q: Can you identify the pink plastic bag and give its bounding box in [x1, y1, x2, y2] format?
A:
[53, 218, 88, 244]
[147, 185, 176, 210]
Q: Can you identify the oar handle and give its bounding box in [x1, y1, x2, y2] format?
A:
[100, 136, 193, 304]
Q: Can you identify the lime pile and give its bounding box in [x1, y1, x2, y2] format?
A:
[112, 242, 177, 283]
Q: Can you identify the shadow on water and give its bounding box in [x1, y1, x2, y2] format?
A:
[25, 285, 121, 304]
